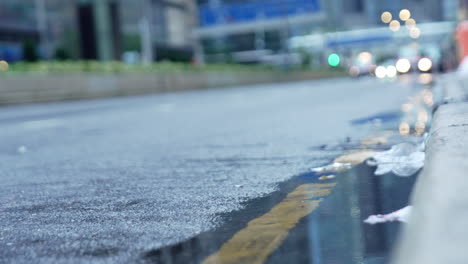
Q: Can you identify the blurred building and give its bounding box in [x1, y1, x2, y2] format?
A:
[329, 0, 457, 28]
[0, 0, 197, 62]
[193, 0, 458, 65]
[75, 0, 197, 62]
[118, 0, 197, 62]
[193, 0, 325, 64]
[0, 0, 41, 61]
[0, 0, 458, 64]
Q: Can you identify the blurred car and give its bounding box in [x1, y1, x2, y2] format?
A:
[374, 59, 398, 79]
[349, 51, 376, 77]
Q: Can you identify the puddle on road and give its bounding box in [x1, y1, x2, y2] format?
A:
[267, 164, 417, 264]
[141, 163, 417, 264]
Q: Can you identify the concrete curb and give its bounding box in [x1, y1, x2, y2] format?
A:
[0, 71, 345, 106]
[393, 75, 468, 263]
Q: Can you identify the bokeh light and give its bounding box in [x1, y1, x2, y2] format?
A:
[389, 20, 401, 32]
[396, 58, 411, 73]
[386, 65, 397, 78]
[405, 18, 416, 28]
[349, 66, 360, 77]
[415, 121, 426, 135]
[381, 12, 392, 23]
[419, 73, 433, 84]
[358, 51, 373, 64]
[375, 66, 387, 79]
[418, 58, 432, 72]
[399, 122, 410, 136]
[328, 53, 341, 67]
[0, 60, 9, 71]
[399, 9, 411, 21]
[410, 27, 421, 39]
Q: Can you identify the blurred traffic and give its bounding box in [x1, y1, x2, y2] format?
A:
[0, 0, 462, 73]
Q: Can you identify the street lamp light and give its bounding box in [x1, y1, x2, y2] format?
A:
[405, 18, 416, 29]
[381, 11, 392, 23]
[389, 20, 401, 32]
[399, 9, 411, 21]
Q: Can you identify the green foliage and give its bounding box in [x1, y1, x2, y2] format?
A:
[3, 61, 346, 79]
[6, 61, 276, 74]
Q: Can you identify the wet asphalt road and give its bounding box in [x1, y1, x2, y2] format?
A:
[0, 77, 416, 263]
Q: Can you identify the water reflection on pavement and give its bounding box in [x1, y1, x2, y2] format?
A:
[267, 164, 417, 264]
[141, 74, 435, 264]
[142, 164, 417, 264]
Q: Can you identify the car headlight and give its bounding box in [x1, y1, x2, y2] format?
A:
[375, 66, 387, 79]
[396, 58, 411, 73]
[418, 58, 432, 72]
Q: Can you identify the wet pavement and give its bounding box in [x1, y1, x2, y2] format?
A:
[0, 75, 437, 263]
[140, 164, 418, 264]
[267, 165, 417, 264]
[139, 74, 435, 264]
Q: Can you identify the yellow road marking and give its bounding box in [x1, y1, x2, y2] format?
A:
[202, 183, 336, 264]
[203, 133, 389, 264]
[333, 150, 377, 166]
[360, 131, 393, 146]
[319, 175, 336, 180]
[360, 136, 388, 146]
